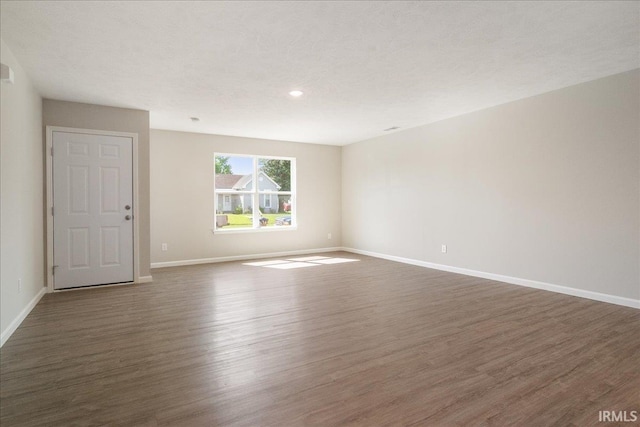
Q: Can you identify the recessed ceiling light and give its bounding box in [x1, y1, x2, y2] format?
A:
[190, 117, 200, 122]
[289, 90, 304, 97]
[384, 126, 400, 131]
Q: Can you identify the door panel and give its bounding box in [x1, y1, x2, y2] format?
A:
[53, 131, 134, 289]
[100, 226, 121, 266]
[99, 167, 120, 213]
[68, 227, 90, 268]
[68, 166, 89, 214]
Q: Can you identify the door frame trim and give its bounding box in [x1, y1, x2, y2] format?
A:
[45, 126, 140, 293]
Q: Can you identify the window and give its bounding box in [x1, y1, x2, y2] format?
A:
[214, 153, 295, 232]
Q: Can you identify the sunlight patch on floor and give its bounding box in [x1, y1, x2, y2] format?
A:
[310, 258, 359, 265]
[244, 260, 292, 267]
[243, 257, 360, 269]
[264, 262, 320, 269]
[286, 256, 330, 262]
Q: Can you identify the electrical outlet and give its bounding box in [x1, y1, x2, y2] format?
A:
[18, 278, 22, 293]
[327, 233, 332, 240]
[441, 244, 447, 253]
[162, 243, 168, 251]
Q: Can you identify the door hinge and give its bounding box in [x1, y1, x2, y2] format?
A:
[50, 146, 53, 156]
[52, 265, 58, 275]
[51, 206, 54, 216]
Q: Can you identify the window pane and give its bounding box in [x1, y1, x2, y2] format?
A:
[260, 196, 294, 228]
[258, 192, 291, 214]
[215, 155, 254, 191]
[215, 193, 255, 230]
[258, 158, 291, 191]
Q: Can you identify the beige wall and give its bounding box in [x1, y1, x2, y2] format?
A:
[150, 129, 341, 263]
[1, 39, 45, 338]
[42, 100, 151, 278]
[342, 70, 640, 301]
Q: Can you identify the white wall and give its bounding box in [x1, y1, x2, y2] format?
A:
[1, 39, 45, 344]
[342, 70, 640, 303]
[150, 129, 341, 264]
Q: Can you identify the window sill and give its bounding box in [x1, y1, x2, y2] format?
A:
[212, 226, 298, 235]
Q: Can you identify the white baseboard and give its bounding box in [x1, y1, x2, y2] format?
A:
[1, 287, 47, 348]
[151, 247, 344, 269]
[137, 275, 153, 283]
[342, 247, 640, 309]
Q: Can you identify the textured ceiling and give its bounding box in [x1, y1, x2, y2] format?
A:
[1, 1, 638, 145]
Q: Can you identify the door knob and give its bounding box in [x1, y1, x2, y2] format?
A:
[125, 205, 131, 210]
[125, 215, 132, 220]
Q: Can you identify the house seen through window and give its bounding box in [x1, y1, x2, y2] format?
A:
[214, 154, 295, 231]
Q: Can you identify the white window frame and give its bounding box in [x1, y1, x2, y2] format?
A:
[214, 153, 296, 233]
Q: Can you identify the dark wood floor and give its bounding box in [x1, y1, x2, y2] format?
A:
[1, 252, 638, 426]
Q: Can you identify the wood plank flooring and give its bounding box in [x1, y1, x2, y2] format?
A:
[1, 252, 638, 426]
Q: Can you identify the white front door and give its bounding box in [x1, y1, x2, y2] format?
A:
[223, 195, 231, 212]
[53, 131, 134, 289]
